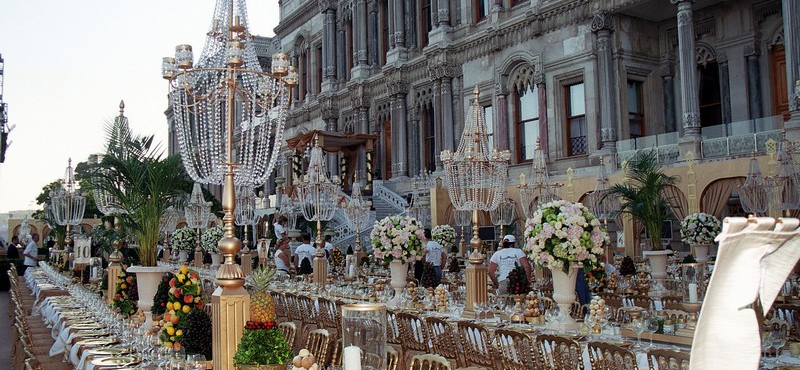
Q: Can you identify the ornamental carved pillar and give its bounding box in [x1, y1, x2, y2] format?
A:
[368, 1, 379, 66]
[661, 59, 677, 133]
[319, 0, 337, 83]
[783, 0, 800, 139]
[744, 44, 763, 120]
[592, 13, 618, 154]
[432, 79, 443, 171]
[389, 79, 409, 178]
[437, 0, 450, 28]
[717, 51, 731, 124]
[535, 72, 549, 160]
[356, 0, 369, 66]
[671, 0, 701, 139]
[495, 82, 509, 151]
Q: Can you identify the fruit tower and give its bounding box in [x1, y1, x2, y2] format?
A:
[233, 266, 294, 367]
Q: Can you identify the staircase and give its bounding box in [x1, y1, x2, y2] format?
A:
[329, 180, 408, 251]
[372, 180, 408, 220]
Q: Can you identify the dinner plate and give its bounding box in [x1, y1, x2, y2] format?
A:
[76, 338, 118, 346]
[71, 324, 103, 330]
[87, 347, 131, 356]
[91, 355, 141, 367]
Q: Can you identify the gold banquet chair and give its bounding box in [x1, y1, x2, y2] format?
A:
[278, 321, 297, 350]
[646, 349, 689, 370]
[303, 328, 332, 368]
[494, 328, 541, 370]
[409, 354, 452, 370]
[535, 334, 585, 370]
[456, 321, 497, 370]
[426, 316, 463, 368]
[587, 341, 639, 370]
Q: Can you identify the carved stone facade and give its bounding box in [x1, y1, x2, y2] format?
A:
[269, 0, 798, 196]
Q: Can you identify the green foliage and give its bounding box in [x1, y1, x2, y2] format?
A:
[152, 272, 175, 315]
[603, 150, 679, 250]
[232, 328, 293, 366]
[88, 223, 129, 255]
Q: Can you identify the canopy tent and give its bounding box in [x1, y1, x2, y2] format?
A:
[285, 130, 377, 192]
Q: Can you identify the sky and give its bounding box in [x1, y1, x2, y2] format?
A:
[0, 0, 280, 213]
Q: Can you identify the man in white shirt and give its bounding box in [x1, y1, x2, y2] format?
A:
[22, 234, 40, 268]
[324, 235, 334, 257]
[424, 229, 447, 285]
[294, 232, 317, 274]
[274, 215, 287, 240]
[488, 235, 531, 294]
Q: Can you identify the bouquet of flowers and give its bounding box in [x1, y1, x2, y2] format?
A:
[159, 264, 206, 350]
[432, 224, 456, 251]
[370, 215, 425, 264]
[680, 212, 721, 245]
[522, 200, 608, 273]
[202, 225, 224, 254]
[171, 228, 197, 251]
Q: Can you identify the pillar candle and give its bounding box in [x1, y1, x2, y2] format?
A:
[343, 345, 362, 370]
[688, 282, 698, 303]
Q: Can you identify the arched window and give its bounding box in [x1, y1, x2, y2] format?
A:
[514, 85, 538, 161]
[565, 82, 587, 156]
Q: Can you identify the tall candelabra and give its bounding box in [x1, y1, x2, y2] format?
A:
[490, 193, 515, 241]
[517, 137, 561, 219]
[185, 183, 213, 267]
[297, 139, 340, 286]
[160, 207, 181, 262]
[50, 158, 86, 249]
[343, 182, 373, 255]
[441, 87, 510, 316]
[235, 185, 258, 274]
[407, 171, 435, 228]
[587, 156, 618, 259]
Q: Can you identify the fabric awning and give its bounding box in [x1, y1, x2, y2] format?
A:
[285, 130, 376, 153]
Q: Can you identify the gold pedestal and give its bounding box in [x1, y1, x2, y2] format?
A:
[313, 252, 327, 287]
[106, 263, 122, 305]
[241, 252, 253, 276]
[463, 250, 488, 318]
[195, 251, 204, 268]
[212, 286, 250, 370]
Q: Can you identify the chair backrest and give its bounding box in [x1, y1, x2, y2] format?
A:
[660, 296, 683, 310]
[570, 302, 588, 319]
[587, 341, 639, 370]
[599, 293, 623, 310]
[304, 328, 331, 367]
[425, 316, 461, 367]
[661, 309, 690, 323]
[775, 304, 800, 340]
[456, 321, 495, 368]
[25, 358, 41, 370]
[317, 297, 339, 330]
[279, 321, 297, 348]
[330, 338, 343, 367]
[387, 345, 400, 370]
[629, 295, 654, 310]
[284, 293, 301, 321]
[494, 329, 539, 370]
[646, 349, 689, 370]
[396, 312, 431, 352]
[387, 310, 402, 345]
[538, 297, 555, 311]
[270, 291, 287, 319]
[298, 295, 319, 324]
[535, 334, 584, 370]
[409, 354, 452, 370]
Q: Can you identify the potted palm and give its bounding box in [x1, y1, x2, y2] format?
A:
[90, 125, 186, 328]
[604, 150, 678, 281]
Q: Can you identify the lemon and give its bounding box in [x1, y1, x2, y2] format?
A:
[164, 341, 172, 348]
[176, 329, 183, 337]
[173, 302, 181, 310]
[166, 326, 175, 336]
[182, 305, 191, 314]
[166, 302, 174, 311]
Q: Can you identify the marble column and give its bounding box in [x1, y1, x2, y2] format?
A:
[337, 22, 347, 80]
[393, 0, 405, 48]
[495, 82, 509, 151]
[433, 80, 443, 170]
[292, 54, 301, 102]
[661, 60, 677, 133]
[535, 73, 549, 160]
[356, 0, 369, 66]
[322, 7, 337, 82]
[717, 51, 732, 124]
[592, 13, 618, 153]
[744, 45, 763, 120]
[671, 0, 701, 138]
[408, 109, 421, 176]
[442, 76, 455, 153]
[405, 0, 416, 48]
[392, 93, 409, 177]
[783, 0, 800, 130]
[369, 2, 379, 66]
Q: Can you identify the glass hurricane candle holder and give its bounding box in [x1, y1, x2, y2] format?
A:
[341, 304, 386, 370]
[681, 263, 707, 304]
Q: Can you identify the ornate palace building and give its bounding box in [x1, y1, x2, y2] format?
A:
[266, 0, 799, 255]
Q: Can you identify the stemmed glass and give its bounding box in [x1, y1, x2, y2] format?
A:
[631, 317, 646, 349]
[645, 314, 659, 348]
[761, 329, 774, 368]
[187, 354, 206, 370]
[771, 326, 787, 365]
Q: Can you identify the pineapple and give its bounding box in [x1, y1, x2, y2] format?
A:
[251, 266, 277, 323]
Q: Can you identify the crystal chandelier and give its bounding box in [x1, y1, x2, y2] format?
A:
[517, 137, 561, 219]
[184, 183, 213, 253]
[440, 87, 511, 253]
[160, 206, 181, 255]
[297, 138, 341, 248]
[234, 185, 258, 253]
[738, 157, 768, 215]
[50, 158, 86, 248]
[586, 156, 618, 227]
[407, 171, 435, 227]
[343, 182, 373, 254]
[490, 193, 515, 236]
[767, 139, 800, 216]
[92, 102, 129, 216]
[163, 0, 296, 287]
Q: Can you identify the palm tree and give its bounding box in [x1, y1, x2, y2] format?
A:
[603, 150, 678, 251]
[89, 123, 186, 266]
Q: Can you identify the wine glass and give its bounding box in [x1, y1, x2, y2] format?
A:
[761, 329, 774, 368]
[771, 327, 787, 365]
[631, 317, 646, 349]
[186, 354, 206, 370]
[545, 308, 560, 330]
[158, 346, 173, 370]
[645, 315, 659, 348]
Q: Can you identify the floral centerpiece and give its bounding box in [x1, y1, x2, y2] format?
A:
[159, 265, 206, 351]
[201, 225, 224, 254]
[370, 215, 425, 264]
[113, 265, 139, 317]
[522, 200, 608, 273]
[171, 228, 197, 251]
[432, 224, 456, 252]
[680, 212, 721, 245]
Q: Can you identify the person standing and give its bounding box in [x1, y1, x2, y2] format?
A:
[6, 235, 20, 259]
[294, 233, 316, 274]
[273, 215, 288, 240]
[22, 234, 39, 268]
[488, 235, 531, 294]
[274, 238, 291, 275]
[424, 229, 447, 285]
[324, 234, 334, 257]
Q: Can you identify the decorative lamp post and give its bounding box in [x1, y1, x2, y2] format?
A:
[235, 186, 257, 275]
[343, 182, 373, 260]
[517, 137, 561, 218]
[185, 183, 212, 267]
[162, 0, 296, 368]
[297, 138, 341, 287]
[440, 87, 510, 317]
[50, 158, 86, 250]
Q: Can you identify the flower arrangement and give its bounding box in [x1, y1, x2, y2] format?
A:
[680, 212, 721, 245]
[432, 224, 456, 251]
[370, 215, 425, 264]
[113, 265, 139, 317]
[151, 272, 175, 316]
[522, 200, 608, 273]
[201, 225, 224, 254]
[159, 265, 205, 350]
[171, 228, 197, 251]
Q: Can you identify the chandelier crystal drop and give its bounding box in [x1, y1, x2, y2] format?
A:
[164, 0, 297, 187]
